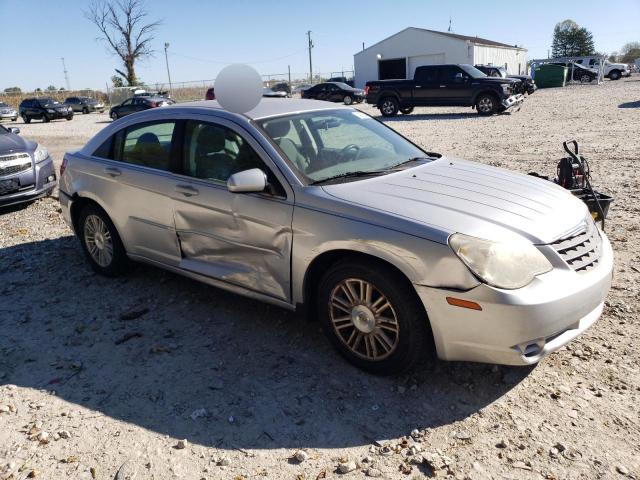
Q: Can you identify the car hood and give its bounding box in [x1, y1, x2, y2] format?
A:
[321, 158, 588, 245]
[0, 133, 35, 154]
[475, 77, 518, 84]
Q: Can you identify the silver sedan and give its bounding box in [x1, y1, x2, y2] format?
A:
[58, 99, 612, 374]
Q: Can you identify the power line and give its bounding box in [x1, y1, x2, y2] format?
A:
[168, 49, 307, 66]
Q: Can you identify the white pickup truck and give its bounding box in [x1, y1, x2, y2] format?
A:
[575, 57, 630, 80]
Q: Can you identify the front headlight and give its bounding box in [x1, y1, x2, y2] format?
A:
[33, 144, 49, 163]
[449, 233, 552, 289]
[501, 84, 511, 93]
[47, 109, 55, 113]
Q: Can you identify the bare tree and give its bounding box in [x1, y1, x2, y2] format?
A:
[85, 0, 161, 86]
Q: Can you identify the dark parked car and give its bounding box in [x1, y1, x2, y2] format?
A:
[262, 88, 288, 98]
[0, 124, 56, 207]
[365, 64, 523, 116]
[328, 76, 354, 87]
[65, 96, 105, 114]
[19, 97, 73, 123]
[205, 87, 215, 100]
[474, 65, 537, 95]
[109, 96, 173, 120]
[270, 82, 291, 95]
[548, 62, 598, 83]
[0, 102, 18, 122]
[301, 82, 365, 105]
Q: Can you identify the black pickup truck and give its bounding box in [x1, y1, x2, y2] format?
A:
[365, 64, 524, 116]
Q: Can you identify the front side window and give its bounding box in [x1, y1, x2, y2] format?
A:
[259, 109, 428, 183]
[120, 121, 176, 170]
[182, 121, 265, 183]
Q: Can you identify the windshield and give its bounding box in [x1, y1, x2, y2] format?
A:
[0, 125, 8, 134]
[37, 98, 59, 106]
[258, 109, 431, 184]
[332, 82, 352, 90]
[0, 102, 8, 108]
[460, 64, 487, 78]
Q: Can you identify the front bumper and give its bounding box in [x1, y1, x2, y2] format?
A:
[46, 110, 72, 119]
[501, 93, 524, 111]
[0, 156, 56, 207]
[0, 112, 17, 119]
[416, 232, 613, 366]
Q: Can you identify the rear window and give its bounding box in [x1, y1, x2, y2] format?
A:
[92, 137, 112, 159]
[121, 122, 176, 170]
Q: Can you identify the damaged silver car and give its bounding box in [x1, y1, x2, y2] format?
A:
[59, 99, 612, 374]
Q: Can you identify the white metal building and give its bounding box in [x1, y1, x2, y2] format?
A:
[354, 27, 528, 88]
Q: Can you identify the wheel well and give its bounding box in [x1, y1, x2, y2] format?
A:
[69, 196, 102, 235]
[377, 95, 399, 108]
[303, 250, 420, 319]
[474, 90, 500, 104]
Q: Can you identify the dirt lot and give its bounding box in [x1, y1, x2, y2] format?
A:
[1, 79, 639, 480]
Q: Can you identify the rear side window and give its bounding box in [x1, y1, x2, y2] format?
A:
[92, 137, 112, 159]
[121, 122, 176, 171]
[414, 67, 436, 83]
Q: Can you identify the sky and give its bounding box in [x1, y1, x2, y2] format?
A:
[1, 0, 639, 92]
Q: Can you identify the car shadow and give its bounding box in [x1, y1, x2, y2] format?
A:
[376, 112, 480, 121]
[0, 237, 530, 450]
[619, 101, 640, 108]
[0, 201, 33, 215]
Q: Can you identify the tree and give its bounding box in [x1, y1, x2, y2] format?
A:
[3, 87, 21, 94]
[619, 41, 640, 64]
[46, 85, 57, 91]
[551, 20, 595, 57]
[111, 75, 124, 88]
[35, 88, 42, 93]
[85, 0, 160, 86]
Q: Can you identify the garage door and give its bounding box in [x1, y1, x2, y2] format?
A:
[378, 58, 407, 80]
[408, 53, 445, 78]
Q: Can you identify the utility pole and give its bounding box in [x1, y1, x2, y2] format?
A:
[164, 42, 173, 94]
[61, 57, 70, 91]
[288, 65, 291, 84]
[362, 42, 365, 51]
[307, 30, 313, 83]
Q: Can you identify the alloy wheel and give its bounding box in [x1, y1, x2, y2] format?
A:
[344, 95, 353, 105]
[329, 278, 400, 361]
[478, 97, 493, 113]
[83, 214, 114, 267]
[381, 100, 395, 115]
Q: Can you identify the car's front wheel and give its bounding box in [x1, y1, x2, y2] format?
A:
[111, 111, 118, 121]
[82, 107, 89, 114]
[66, 115, 73, 121]
[580, 74, 593, 83]
[78, 204, 128, 276]
[608, 70, 621, 80]
[317, 260, 430, 374]
[22, 115, 30, 124]
[343, 95, 353, 105]
[42, 115, 50, 123]
[476, 93, 497, 115]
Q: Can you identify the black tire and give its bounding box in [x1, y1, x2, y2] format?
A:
[343, 95, 353, 105]
[579, 74, 593, 83]
[82, 107, 89, 114]
[11, 117, 17, 122]
[476, 93, 498, 116]
[608, 70, 621, 81]
[379, 97, 399, 117]
[111, 111, 118, 121]
[22, 115, 30, 124]
[317, 260, 431, 375]
[400, 106, 414, 115]
[42, 115, 50, 123]
[66, 115, 73, 121]
[77, 203, 128, 277]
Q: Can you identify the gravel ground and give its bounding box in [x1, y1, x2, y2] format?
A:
[1, 78, 639, 480]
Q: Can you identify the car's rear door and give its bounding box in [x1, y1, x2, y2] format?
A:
[87, 120, 182, 265]
[412, 66, 440, 105]
[170, 116, 294, 302]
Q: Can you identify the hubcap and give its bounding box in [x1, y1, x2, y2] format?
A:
[84, 214, 113, 267]
[478, 97, 492, 112]
[344, 96, 352, 105]
[581, 75, 590, 82]
[382, 101, 394, 114]
[329, 278, 400, 361]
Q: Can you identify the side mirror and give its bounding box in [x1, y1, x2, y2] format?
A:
[227, 168, 267, 193]
[8, 127, 20, 135]
[454, 72, 466, 83]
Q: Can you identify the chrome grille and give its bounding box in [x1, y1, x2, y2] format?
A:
[550, 219, 602, 273]
[0, 152, 30, 163]
[0, 163, 31, 176]
[0, 152, 32, 178]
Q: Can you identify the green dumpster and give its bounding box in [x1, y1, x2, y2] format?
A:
[533, 64, 568, 88]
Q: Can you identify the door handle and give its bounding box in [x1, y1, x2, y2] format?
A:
[175, 184, 199, 197]
[104, 166, 121, 177]
[439, 85, 447, 88]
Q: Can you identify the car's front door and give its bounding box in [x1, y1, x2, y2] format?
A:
[171, 117, 294, 301]
[314, 84, 329, 101]
[437, 66, 473, 104]
[117, 99, 134, 116]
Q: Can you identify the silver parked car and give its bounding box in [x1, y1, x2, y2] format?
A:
[58, 99, 613, 374]
[0, 102, 18, 122]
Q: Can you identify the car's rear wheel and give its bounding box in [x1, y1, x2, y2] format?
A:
[42, 115, 50, 123]
[317, 260, 430, 374]
[111, 112, 118, 121]
[608, 70, 621, 81]
[82, 107, 89, 114]
[476, 93, 497, 115]
[379, 97, 399, 117]
[78, 204, 128, 276]
[22, 115, 30, 124]
[580, 74, 593, 83]
[343, 95, 353, 105]
[400, 107, 414, 115]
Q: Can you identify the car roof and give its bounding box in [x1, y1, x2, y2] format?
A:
[167, 98, 349, 120]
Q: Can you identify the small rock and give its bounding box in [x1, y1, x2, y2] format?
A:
[366, 467, 382, 477]
[567, 409, 579, 419]
[294, 450, 309, 463]
[58, 430, 71, 439]
[217, 456, 230, 467]
[175, 439, 188, 449]
[338, 460, 357, 474]
[190, 408, 207, 420]
[0, 405, 10, 414]
[454, 430, 472, 441]
[496, 439, 508, 449]
[616, 465, 629, 475]
[27, 470, 39, 478]
[362, 456, 373, 464]
[410, 429, 420, 438]
[513, 461, 532, 470]
[397, 386, 406, 394]
[119, 305, 149, 320]
[37, 431, 50, 444]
